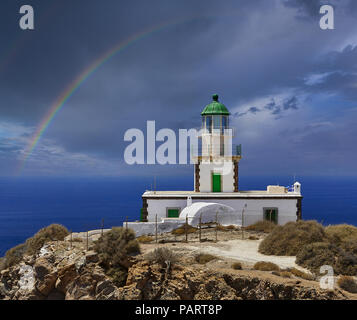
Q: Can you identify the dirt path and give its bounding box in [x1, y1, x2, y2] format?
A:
[183, 239, 305, 270]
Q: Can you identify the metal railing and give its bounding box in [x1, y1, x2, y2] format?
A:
[190, 143, 242, 157]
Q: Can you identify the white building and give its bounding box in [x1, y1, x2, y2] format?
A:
[128, 95, 302, 235]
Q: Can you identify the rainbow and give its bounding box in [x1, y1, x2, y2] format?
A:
[17, 17, 197, 174]
[17, 12, 237, 174]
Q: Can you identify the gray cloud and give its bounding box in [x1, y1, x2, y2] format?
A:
[0, 0, 356, 176]
[234, 96, 299, 119]
[283, 0, 323, 17]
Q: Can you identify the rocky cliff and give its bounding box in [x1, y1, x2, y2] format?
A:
[0, 240, 352, 300]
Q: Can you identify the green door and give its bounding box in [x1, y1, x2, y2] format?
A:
[264, 209, 278, 224]
[212, 173, 221, 192]
[167, 208, 179, 218]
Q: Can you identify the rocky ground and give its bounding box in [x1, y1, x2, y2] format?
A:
[1, 228, 356, 300]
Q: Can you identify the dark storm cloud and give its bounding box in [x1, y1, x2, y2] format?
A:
[303, 45, 357, 99]
[234, 96, 299, 118]
[283, 0, 323, 17]
[0, 0, 357, 175]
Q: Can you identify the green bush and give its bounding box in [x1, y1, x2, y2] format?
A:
[195, 253, 217, 264]
[245, 220, 277, 233]
[146, 247, 178, 266]
[26, 224, 69, 255]
[253, 261, 280, 271]
[296, 242, 357, 276]
[258, 220, 327, 256]
[337, 276, 357, 293]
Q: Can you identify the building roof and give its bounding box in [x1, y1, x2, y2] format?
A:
[201, 94, 230, 116]
[142, 190, 302, 198]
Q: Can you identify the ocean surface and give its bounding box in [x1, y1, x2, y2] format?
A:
[0, 176, 356, 256]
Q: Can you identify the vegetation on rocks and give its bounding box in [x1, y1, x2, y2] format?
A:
[325, 224, 357, 245]
[1, 224, 69, 269]
[146, 248, 178, 266]
[231, 262, 242, 270]
[195, 253, 217, 264]
[337, 276, 357, 293]
[259, 220, 327, 256]
[94, 227, 140, 287]
[296, 242, 357, 276]
[25, 224, 69, 255]
[259, 221, 357, 276]
[288, 268, 314, 281]
[253, 261, 280, 272]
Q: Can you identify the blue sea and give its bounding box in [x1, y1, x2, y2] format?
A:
[0, 176, 356, 256]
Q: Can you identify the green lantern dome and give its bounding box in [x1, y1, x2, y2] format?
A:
[201, 94, 230, 116]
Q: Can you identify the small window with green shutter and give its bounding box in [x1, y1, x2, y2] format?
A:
[167, 208, 180, 218]
[263, 208, 278, 224]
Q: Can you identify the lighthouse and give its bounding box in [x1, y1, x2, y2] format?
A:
[131, 94, 302, 234]
[194, 94, 242, 193]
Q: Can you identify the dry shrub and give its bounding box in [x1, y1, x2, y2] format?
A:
[341, 240, 357, 255]
[195, 253, 217, 264]
[0, 257, 5, 271]
[232, 262, 242, 270]
[337, 276, 357, 293]
[272, 270, 291, 278]
[172, 225, 197, 235]
[325, 224, 357, 245]
[258, 220, 327, 256]
[296, 242, 357, 276]
[72, 238, 83, 242]
[253, 261, 280, 272]
[146, 247, 178, 266]
[245, 220, 277, 233]
[94, 227, 140, 286]
[289, 268, 314, 281]
[4, 243, 27, 268]
[217, 225, 237, 232]
[137, 235, 154, 243]
[248, 235, 259, 240]
[26, 224, 69, 255]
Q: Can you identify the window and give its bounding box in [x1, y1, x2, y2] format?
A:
[263, 208, 278, 224]
[205, 116, 212, 133]
[213, 115, 221, 129]
[167, 208, 180, 218]
[222, 116, 228, 130]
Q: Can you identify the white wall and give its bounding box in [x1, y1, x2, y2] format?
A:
[147, 197, 298, 226]
[199, 161, 234, 192]
[147, 199, 187, 221]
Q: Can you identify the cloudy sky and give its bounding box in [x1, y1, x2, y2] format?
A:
[0, 0, 356, 178]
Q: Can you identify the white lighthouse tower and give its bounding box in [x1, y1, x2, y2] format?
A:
[134, 94, 302, 230]
[194, 94, 242, 193]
